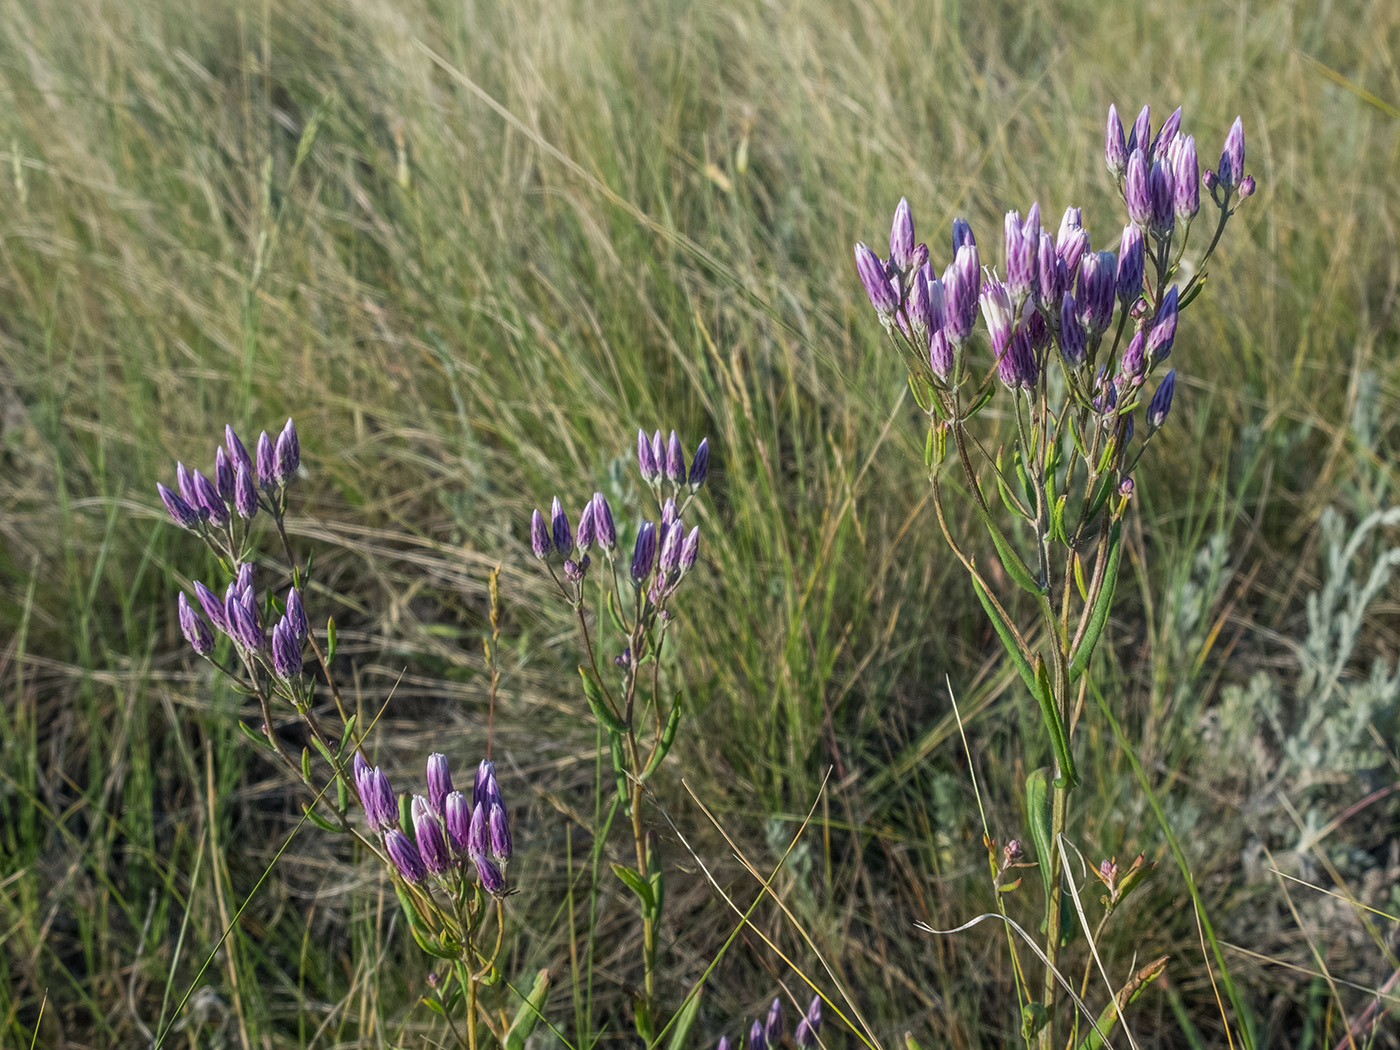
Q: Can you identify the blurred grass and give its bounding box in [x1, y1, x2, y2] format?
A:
[0, 0, 1397, 1046]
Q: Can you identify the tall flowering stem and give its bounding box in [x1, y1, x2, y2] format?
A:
[528, 430, 708, 1040]
[854, 106, 1253, 1047]
[158, 420, 527, 1048]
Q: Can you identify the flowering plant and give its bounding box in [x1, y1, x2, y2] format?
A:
[854, 103, 1254, 1047]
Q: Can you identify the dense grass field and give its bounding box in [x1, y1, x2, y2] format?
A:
[2, 0, 1398, 1046]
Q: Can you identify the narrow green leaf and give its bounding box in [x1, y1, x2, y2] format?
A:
[238, 720, 277, 752]
[1068, 521, 1124, 681]
[973, 503, 1045, 595]
[666, 986, 703, 1050]
[303, 804, 341, 833]
[1035, 657, 1079, 789]
[610, 729, 629, 803]
[611, 863, 656, 913]
[1074, 956, 1168, 1050]
[641, 695, 683, 781]
[339, 714, 357, 754]
[607, 589, 630, 634]
[580, 666, 628, 733]
[969, 576, 1039, 700]
[325, 616, 337, 662]
[505, 970, 551, 1050]
[1025, 768, 1053, 908]
[301, 747, 314, 782]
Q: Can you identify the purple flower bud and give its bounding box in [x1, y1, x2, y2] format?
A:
[638, 429, 660, 482]
[214, 448, 235, 501]
[1025, 307, 1049, 354]
[1059, 293, 1086, 366]
[488, 801, 512, 863]
[426, 753, 453, 813]
[1172, 135, 1199, 221]
[235, 561, 255, 596]
[1148, 159, 1175, 237]
[473, 760, 496, 809]
[929, 328, 953, 382]
[366, 767, 397, 833]
[1130, 104, 1151, 156]
[274, 419, 299, 485]
[563, 556, 588, 582]
[353, 750, 371, 792]
[1077, 251, 1118, 335]
[256, 431, 276, 489]
[1004, 210, 1037, 305]
[854, 243, 899, 319]
[1116, 225, 1144, 304]
[225, 425, 253, 476]
[658, 520, 684, 575]
[469, 800, 489, 859]
[951, 217, 976, 252]
[570, 501, 594, 554]
[1238, 174, 1255, 199]
[1004, 325, 1037, 390]
[1147, 285, 1179, 362]
[666, 431, 685, 484]
[661, 497, 678, 527]
[909, 242, 929, 272]
[234, 462, 258, 519]
[794, 1022, 814, 1048]
[1037, 233, 1062, 306]
[1120, 329, 1147, 382]
[651, 431, 665, 478]
[176, 461, 197, 506]
[1151, 105, 1182, 161]
[680, 526, 700, 574]
[1219, 116, 1245, 192]
[889, 197, 915, 271]
[385, 829, 428, 884]
[945, 243, 981, 343]
[1093, 367, 1118, 414]
[1105, 104, 1128, 175]
[1148, 368, 1176, 428]
[586, 493, 615, 550]
[194, 581, 228, 633]
[271, 619, 302, 679]
[411, 795, 452, 875]
[979, 280, 1015, 356]
[614, 647, 632, 669]
[719, 1037, 733, 1050]
[750, 1019, 767, 1050]
[445, 790, 471, 854]
[178, 592, 215, 655]
[688, 439, 709, 489]
[550, 497, 571, 554]
[805, 995, 822, 1035]
[766, 999, 783, 1044]
[192, 469, 229, 526]
[530, 508, 550, 559]
[1202, 168, 1218, 193]
[908, 268, 933, 342]
[1125, 150, 1150, 227]
[284, 587, 308, 645]
[474, 852, 505, 895]
[631, 521, 657, 583]
[158, 483, 201, 529]
[1122, 413, 1135, 446]
[225, 586, 264, 652]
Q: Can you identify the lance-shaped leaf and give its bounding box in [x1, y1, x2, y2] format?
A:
[641, 694, 683, 781]
[972, 502, 1045, 595]
[504, 970, 551, 1050]
[1069, 521, 1124, 681]
[1035, 656, 1079, 789]
[666, 987, 704, 1050]
[612, 863, 655, 915]
[580, 665, 627, 733]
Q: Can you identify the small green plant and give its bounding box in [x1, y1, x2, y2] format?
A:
[853, 102, 1256, 1047]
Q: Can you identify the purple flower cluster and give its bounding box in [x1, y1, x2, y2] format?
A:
[530, 430, 707, 607]
[158, 420, 299, 530]
[354, 752, 513, 896]
[177, 569, 308, 678]
[718, 995, 823, 1050]
[855, 105, 1253, 443]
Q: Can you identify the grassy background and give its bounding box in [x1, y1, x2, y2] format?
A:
[1, 0, 1398, 1046]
